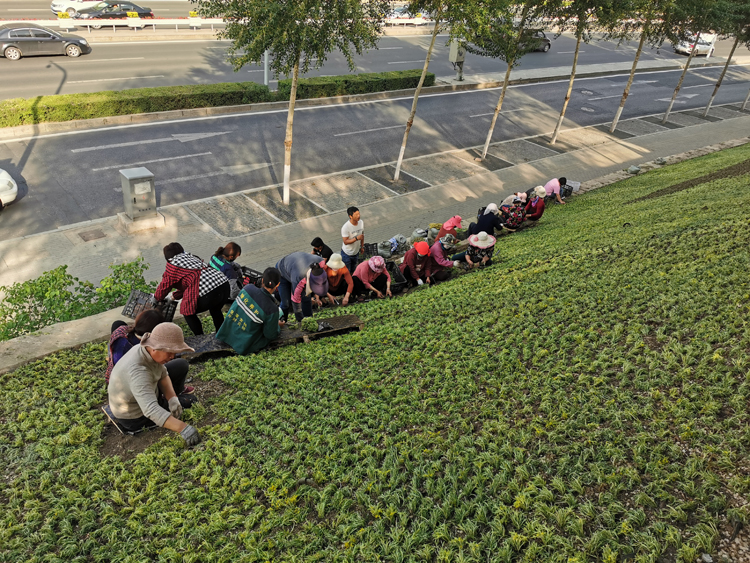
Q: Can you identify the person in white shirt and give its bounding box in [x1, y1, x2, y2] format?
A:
[340, 206, 364, 273]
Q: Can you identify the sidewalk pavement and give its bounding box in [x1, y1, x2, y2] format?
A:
[1, 106, 749, 375]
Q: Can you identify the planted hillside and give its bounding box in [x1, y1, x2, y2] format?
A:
[1, 144, 750, 562]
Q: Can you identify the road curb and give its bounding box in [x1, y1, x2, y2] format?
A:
[0, 58, 739, 142]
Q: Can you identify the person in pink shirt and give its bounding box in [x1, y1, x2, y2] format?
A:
[544, 177, 567, 205]
[352, 256, 392, 299]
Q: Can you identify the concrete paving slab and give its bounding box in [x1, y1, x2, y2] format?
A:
[525, 136, 576, 153]
[665, 112, 711, 127]
[399, 153, 485, 185]
[643, 116, 683, 129]
[293, 173, 396, 212]
[705, 106, 747, 120]
[683, 110, 722, 123]
[187, 194, 282, 238]
[359, 165, 431, 194]
[558, 127, 619, 149]
[487, 139, 560, 164]
[615, 119, 670, 136]
[452, 149, 514, 172]
[248, 188, 327, 223]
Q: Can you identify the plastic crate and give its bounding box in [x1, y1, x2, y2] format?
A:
[362, 243, 379, 259]
[240, 266, 264, 288]
[386, 261, 408, 294]
[121, 289, 177, 322]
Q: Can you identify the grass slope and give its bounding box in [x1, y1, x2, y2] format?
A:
[1, 144, 749, 562]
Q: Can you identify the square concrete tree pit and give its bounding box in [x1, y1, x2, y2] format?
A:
[187, 194, 281, 238]
[293, 173, 396, 212]
[399, 153, 483, 186]
[487, 139, 559, 164]
[359, 165, 431, 194]
[248, 188, 327, 223]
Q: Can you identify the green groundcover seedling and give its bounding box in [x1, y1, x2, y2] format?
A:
[1, 144, 749, 562]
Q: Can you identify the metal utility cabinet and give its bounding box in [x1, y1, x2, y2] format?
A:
[120, 167, 157, 219]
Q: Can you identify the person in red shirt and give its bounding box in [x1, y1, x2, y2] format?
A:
[437, 215, 462, 240]
[524, 186, 547, 224]
[400, 241, 432, 286]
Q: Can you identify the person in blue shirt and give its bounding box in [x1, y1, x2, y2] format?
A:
[210, 242, 243, 300]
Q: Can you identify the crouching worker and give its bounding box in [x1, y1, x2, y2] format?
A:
[322, 253, 354, 306]
[452, 231, 496, 268]
[216, 268, 284, 355]
[523, 186, 547, 227]
[429, 234, 460, 282]
[400, 241, 432, 286]
[353, 256, 392, 298]
[276, 251, 333, 321]
[107, 323, 201, 446]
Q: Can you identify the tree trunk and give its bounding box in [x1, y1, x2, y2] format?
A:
[662, 33, 700, 124]
[610, 26, 647, 133]
[743, 87, 750, 111]
[550, 31, 582, 145]
[393, 6, 443, 181]
[282, 56, 300, 205]
[703, 35, 739, 117]
[480, 7, 530, 159]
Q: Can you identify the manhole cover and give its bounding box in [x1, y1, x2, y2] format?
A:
[79, 229, 106, 242]
[581, 107, 596, 113]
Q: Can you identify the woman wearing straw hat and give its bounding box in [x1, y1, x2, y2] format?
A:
[321, 253, 354, 306]
[452, 231, 496, 269]
[107, 323, 201, 446]
[523, 186, 548, 226]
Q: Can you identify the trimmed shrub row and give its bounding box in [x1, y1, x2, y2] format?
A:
[277, 69, 434, 99]
[0, 70, 434, 128]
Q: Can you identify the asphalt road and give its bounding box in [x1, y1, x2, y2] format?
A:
[2, 30, 749, 100]
[1, 63, 749, 241]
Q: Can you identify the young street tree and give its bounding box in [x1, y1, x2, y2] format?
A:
[661, 0, 727, 124]
[393, 1, 492, 181]
[548, 0, 623, 145]
[608, 0, 677, 133]
[702, 0, 750, 116]
[197, 0, 391, 204]
[465, 0, 546, 159]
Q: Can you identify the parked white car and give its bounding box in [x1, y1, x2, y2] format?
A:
[674, 33, 717, 57]
[0, 168, 18, 208]
[50, 0, 103, 16]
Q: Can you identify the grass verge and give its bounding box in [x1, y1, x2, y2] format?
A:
[1, 143, 749, 562]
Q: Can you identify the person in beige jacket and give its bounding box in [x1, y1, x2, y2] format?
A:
[107, 323, 200, 446]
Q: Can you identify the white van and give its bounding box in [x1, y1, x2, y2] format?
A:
[674, 33, 717, 57]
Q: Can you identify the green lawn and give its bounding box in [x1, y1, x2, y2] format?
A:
[1, 144, 749, 562]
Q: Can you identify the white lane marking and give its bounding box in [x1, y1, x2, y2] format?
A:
[557, 51, 585, 54]
[247, 70, 264, 73]
[69, 57, 146, 64]
[388, 60, 425, 64]
[68, 75, 164, 84]
[682, 84, 713, 88]
[588, 95, 623, 101]
[91, 152, 212, 171]
[73, 132, 229, 152]
[374, 47, 403, 50]
[156, 171, 226, 185]
[633, 80, 659, 84]
[6, 8, 50, 10]
[334, 125, 403, 136]
[8, 64, 750, 146]
[221, 162, 275, 176]
[655, 93, 701, 102]
[470, 109, 523, 117]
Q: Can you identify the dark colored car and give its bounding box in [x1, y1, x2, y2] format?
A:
[74, 1, 154, 28]
[0, 23, 92, 61]
[523, 30, 551, 52]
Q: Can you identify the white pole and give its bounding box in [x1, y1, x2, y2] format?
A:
[264, 49, 269, 86]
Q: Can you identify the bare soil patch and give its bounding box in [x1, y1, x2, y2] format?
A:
[627, 159, 750, 204]
[99, 375, 231, 461]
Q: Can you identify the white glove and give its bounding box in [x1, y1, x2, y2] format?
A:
[417, 279, 424, 286]
[165, 293, 175, 302]
[453, 261, 461, 267]
[168, 396, 183, 420]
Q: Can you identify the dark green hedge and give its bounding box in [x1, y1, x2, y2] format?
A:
[0, 82, 273, 127]
[277, 69, 434, 99]
[0, 70, 433, 128]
